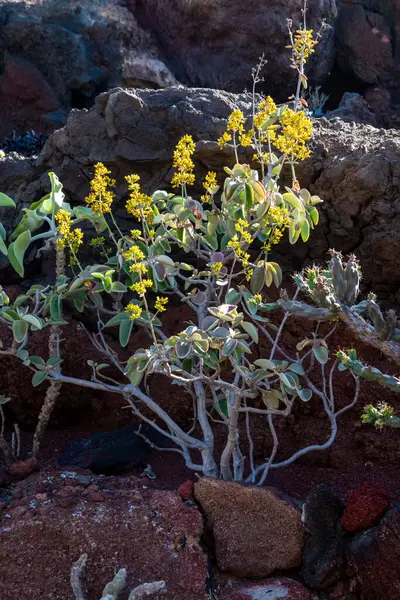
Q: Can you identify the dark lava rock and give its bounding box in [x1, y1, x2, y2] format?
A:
[58, 423, 167, 474]
[301, 484, 345, 589]
[347, 507, 400, 600]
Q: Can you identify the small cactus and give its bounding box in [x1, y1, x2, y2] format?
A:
[70, 554, 167, 600]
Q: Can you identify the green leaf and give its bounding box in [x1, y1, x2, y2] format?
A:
[279, 372, 296, 389]
[300, 219, 310, 242]
[262, 389, 281, 409]
[49, 172, 64, 209]
[308, 207, 319, 226]
[313, 345, 329, 365]
[225, 288, 241, 304]
[32, 371, 48, 387]
[111, 281, 127, 293]
[119, 318, 133, 348]
[222, 338, 238, 356]
[241, 321, 259, 344]
[244, 182, 254, 210]
[250, 266, 265, 294]
[288, 363, 305, 375]
[12, 319, 28, 343]
[0, 236, 7, 256]
[298, 388, 313, 402]
[0, 192, 16, 208]
[8, 230, 32, 277]
[22, 314, 43, 330]
[282, 192, 304, 211]
[49, 295, 62, 321]
[16, 349, 29, 361]
[128, 367, 144, 386]
[254, 358, 276, 370]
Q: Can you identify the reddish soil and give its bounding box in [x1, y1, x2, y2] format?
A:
[1, 289, 400, 505]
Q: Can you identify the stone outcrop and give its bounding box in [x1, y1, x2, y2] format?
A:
[3, 86, 400, 297]
[194, 478, 304, 578]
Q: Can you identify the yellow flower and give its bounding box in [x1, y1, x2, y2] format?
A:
[130, 229, 141, 239]
[210, 262, 223, 276]
[290, 29, 318, 65]
[130, 279, 153, 296]
[124, 245, 145, 263]
[126, 303, 142, 321]
[55, 210, 84, 253]
[245, 268, 254, 281]
[227, 109, 245, 133]
[274, 109, 313, 161]
[171, 135, 196, 188]
[85, 163, 116, 216]
[201, 193, 212, 204]
[234, 219, 253, 245]
[262, 206, 291, 250]
[217, 131, 232, 149]
[129, 263, 148, 275]
[203, 171, 218, 191]
[239, 129, 254, 148]
[254, 96, 277, 130]
[125, 174, 154, 223]
[154, 296, 169, 313]
[253, 294, 263, 303]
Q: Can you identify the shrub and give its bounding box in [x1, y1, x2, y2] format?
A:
[0, 8, 393, 483]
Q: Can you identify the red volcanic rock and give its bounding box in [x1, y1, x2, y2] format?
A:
[218, 578, 318, 600]
[341, 482, 390, 532]
[194, 478, 304, 578]
[178, 480, 194, 501]
[8, 458, 40, 480]
[0, 471, 207, 600]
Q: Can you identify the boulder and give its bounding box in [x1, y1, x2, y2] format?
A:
[0, 0, 175, 136]
[325, 93, 377, 126]
[7, 86, 400, 298]
[194, 478, 304, 578]
[341, 482, 391, 532]
[347, 507, 400, 600]
[218, 578, 318, 600]
[301, 485, 345, 589]
[58, 423, 168, 474]
[134, 0, 336, 95]
[0, 470, 207, 600]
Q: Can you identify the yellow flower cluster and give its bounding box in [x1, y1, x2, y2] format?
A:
[124, 245, 145, 262]
[154, 296, 169, 313]
[171, 135, 196, 188]
[274, 109, 313, 161]
[218, 109, 245, 148]
[90, 236, 106, 248]
[130, 229, 141, 239]
[290, 29, 318, 65]
[130, 279, 153, 296]
[254, 97, 277, 130]
[55, 209, 84, 253]
[227, 236, 251, 268]
[235, 218, 252, 244]
[85, 163, 116, 216]
[238, 129, 254, 148]
[202, 171, 218, 203]
[263, 206, 291, 250]
[253, 294, 263, 303]
[126, 303, 142, 321]
[124, 244, 148, 276]
[210, 262, 223, 276]
[125, 174, 154, 223]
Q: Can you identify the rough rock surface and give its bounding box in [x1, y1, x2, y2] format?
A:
[194, 478, 304, 578]
[218, 578, 318, 600]
[0, 470, 207, 600]
[5, 86, 400, 297]
[0, 0, 336, 136]
[58, 423, 168, 474]
[347, 507, 400, 600]
[325, 92, 377, 126]
[0, 0, 175, 136]
[134, 0, 336, 94]
[341, 482, 390, 532]
[301, 485, 345, 589]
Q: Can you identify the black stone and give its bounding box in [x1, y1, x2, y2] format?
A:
[58, 423, 168, 474]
